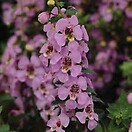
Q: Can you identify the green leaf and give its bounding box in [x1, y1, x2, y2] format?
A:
[107, 91, 132, 127]
[66, 8, 77, 16]
[92, 96, 104, 104]
[0, 93, 14, 103]
[50, 16, 61, 23]
[108, 121, 126, 132]
[52, 98, 64, 105]
[86, 87, 97, 95]
[0, 124, 10, 132]
[58, 2, 65, 7]
[120, 61, 132, 86]
[82, 68, 96, 74]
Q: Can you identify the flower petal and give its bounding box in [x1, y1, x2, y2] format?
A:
[76, 112, 86, 124]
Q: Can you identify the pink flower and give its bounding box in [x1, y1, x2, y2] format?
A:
[47, 112, 69, 132]
[76, 103, 98, 130]
[127, 92, 132, 104]
[38, 12, 50, 24]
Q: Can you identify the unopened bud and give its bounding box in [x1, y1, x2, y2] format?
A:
[47, 0, 55, 6]
[38, 12, 49, 24]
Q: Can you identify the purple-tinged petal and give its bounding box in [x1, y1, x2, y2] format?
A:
[88, 120, 98, 130]
[68, 41, 79, 51]
[71, 65, 81, 77]
[65, 99, 77, 109]
[31, 55, 40, 67]
[55, 18, 68, 32]
[51, 7, 58, 15]
[50, 52, 62, 65]
[94, 113, 99, 121]
[73, 25, 83, 40]
[39, 55, 48, 66]
[16, 70, 26, 82]
[82, 25, 89, 41]
[76, 112, 86, 124]
[69, 15, 78, 26]
[78, 76, 87, 90]
[57, 72, 69, 83]
[60, 112, 69, 127]
[69, 50, 81, 63]
[18, 56, 30, 69]
[55, 33, 66, 46]
[57, 128, 65, 132]
[58, 87, 69, 100]
[78, 92, 89, 105]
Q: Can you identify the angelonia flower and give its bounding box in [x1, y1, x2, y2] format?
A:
[129, 122, 132, 132]
[37, 6, 98, 131]
[127, 92, 132, 104]
[0, 0, 46, 128]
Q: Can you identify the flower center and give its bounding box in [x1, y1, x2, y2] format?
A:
[26, 65, 35, 79]
[56, 120, 61, 128]
[70, 84, 80, 100]
[65, 27, 74, 41]
[44, 45, 53, 57]
[5, 55, 11, 65]
[62, 57, 72, 73]
[40, 83, 48, 95]
[85, 104, 94, 120]
[45, 104, 51, 111]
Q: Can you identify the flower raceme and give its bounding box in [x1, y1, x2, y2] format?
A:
[38, 6, 98, 131]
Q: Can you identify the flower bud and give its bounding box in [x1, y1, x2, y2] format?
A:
[47, 0, 55, 6]
[127, 92, 132, 104]
[38, 12, 49, 24]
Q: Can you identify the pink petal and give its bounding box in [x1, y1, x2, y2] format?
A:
[69, 15, 78, 26]
[69, 50, 81, 63]
[73, 25, 83, 40]
[82, 25, 89, 41]
[78, 76, 87, 90]
[31, 55, 40, 67]
[50, 52, 62, 65]
[65, 99, 77, 109]
[57, 72, 69, 83]
[55, 18, 68, 32]
[55, 33, 66, 46]
[88, 120, 98, 130]
[18, 55, 30, 69]
[78, 92, 89, 105]
[60, 112, 69, 127]
[58, 87, 69, 100]
[71, 65, 82, 77]
[68, 41, 79, 51]
[76, 112, 86, 124]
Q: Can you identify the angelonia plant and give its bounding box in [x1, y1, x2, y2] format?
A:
[37, 5, 98, 132]
[0, 0, 98, 131]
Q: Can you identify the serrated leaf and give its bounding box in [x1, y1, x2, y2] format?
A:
[0, 124, 10, 132]
[82, 68, 96, 74]
[66, 8, 77, 16]
[108, 91, 132, 124]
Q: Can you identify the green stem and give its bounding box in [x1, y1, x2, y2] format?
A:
[100, 120, 107, 132]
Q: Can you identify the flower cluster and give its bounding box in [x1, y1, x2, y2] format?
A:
[37, 7, 98, 131]
[71, 0, 132, 91]
[0, 0, 46, 123]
